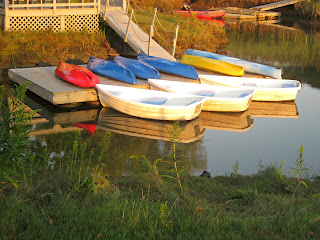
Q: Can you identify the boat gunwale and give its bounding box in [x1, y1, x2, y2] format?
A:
[148, 79, 255, 102]
[96, 84, 207, 110]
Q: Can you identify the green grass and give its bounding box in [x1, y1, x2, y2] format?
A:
[1, 164, 320, 239]
[127, 8, 229, 58]
[0, 29, 108, 68]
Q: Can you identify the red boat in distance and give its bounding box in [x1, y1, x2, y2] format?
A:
[173, 9, 226, 19]
[55, 61, 99, 88]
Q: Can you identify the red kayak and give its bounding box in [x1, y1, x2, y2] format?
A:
[55, 61, 99, 88]
[174, 9, 225, 18]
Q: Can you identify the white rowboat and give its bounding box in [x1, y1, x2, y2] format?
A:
[199, 75, 301, 101]
[96, 84, 207, 121]
[148, 79, 254, 112]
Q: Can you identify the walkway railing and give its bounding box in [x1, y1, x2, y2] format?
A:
[103, 0, 179, 57]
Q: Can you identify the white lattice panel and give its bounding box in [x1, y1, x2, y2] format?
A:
[7, 14, 99, 32]
[65, 14, 99, 32]
[9, 16, 61, 31]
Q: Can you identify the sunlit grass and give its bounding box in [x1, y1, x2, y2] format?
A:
[0, 30, 106, 67]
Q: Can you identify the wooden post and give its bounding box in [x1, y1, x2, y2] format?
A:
[53, 0, 56, 13]
[148, 8, 157, 54]
[126, 0, 129, 14]
[122, 0, 127, 14]
[97, 0, 100, 16]
[4, 0, 9, 31]
[171, 24, 179, 57]
[60, 15, 65, 31]
[124, 9, 133, 42]
[151, 7, 157, 30]
[103, 0, 109, 20]
[148, 25, 153, 55]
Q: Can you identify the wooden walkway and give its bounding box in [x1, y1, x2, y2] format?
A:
[104, 9, 176, 61]
[251, 0, 306, 11]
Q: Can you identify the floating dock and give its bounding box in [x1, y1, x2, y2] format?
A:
[211, 7, 281, 20]
[250, 0, 306, 11]
[8, 65, 201, 105]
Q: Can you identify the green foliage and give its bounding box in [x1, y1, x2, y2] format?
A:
[232, 160, 239, 178]
[68, 131, 111, 196]
[235, 187, 258, 203]
[0, 83, 37, 190]
[160, 121, 188, 194]
[289, 145, 309, 194]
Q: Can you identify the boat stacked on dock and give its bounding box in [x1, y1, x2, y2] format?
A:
[148, 79, 254, 112]
[52, 50, 301, 121]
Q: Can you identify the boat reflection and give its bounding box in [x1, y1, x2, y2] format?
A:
[97, 108, 205, 143]
[249, 101, 299, 118]
[198, 110, 253, 132]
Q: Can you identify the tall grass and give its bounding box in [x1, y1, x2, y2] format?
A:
[131, 9, 228, 57]
[0, 30, 107, 67]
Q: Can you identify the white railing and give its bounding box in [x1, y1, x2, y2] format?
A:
[1, 0, 100, 12]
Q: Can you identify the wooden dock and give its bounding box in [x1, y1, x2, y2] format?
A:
[213, 7, 281, 20]
[104, 9, 176, 61]
[8, 65, 202, 105]
[251, 0, 306, 11]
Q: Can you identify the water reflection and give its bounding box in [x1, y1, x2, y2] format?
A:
[97, 108, 205, 143]
[199, 110, 253, 132]
[226, 22, 320, 73]
[249, 101, 299, 118]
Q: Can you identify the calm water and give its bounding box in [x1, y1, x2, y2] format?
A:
[26, 21, 320, 177]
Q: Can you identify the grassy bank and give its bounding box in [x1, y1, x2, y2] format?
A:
[0, 30, 115, 69]
[1, 84, 320, 239]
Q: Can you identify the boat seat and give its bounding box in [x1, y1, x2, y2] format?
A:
[282, 84, 296, 88]
[194, 90, 215, 97]
[239, 93, 249, 98]
[108, 91, 121, 97]
[141, 97, 167, 105]
[244, 82, 257, 87]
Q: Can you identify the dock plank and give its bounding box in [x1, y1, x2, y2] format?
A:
[251, 0, 305, 11]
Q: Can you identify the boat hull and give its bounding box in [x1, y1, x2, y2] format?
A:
[113, 56, 161, 80]
[96, 84, 206, 121]
[180, 54, 244, 77]
[87, 56, 136, 84]
[136, 54, 198, 79]
[186, 49, 282, 79]
[199, 75, 301, 101]
[55, 61, 99, 88]
[148, 79, 253, 112]
[174, 10, 226, 18]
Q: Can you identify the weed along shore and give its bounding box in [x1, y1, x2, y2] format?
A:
[0, 84, 320, 239]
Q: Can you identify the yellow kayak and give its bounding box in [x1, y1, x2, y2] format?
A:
[180, 54, 244, 77]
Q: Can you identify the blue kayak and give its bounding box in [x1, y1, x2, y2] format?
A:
[113, 56, 161, 80]
[136, 54, 198, 80]
[185, 49, 282, 79]
[87, 56, 136, 84]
